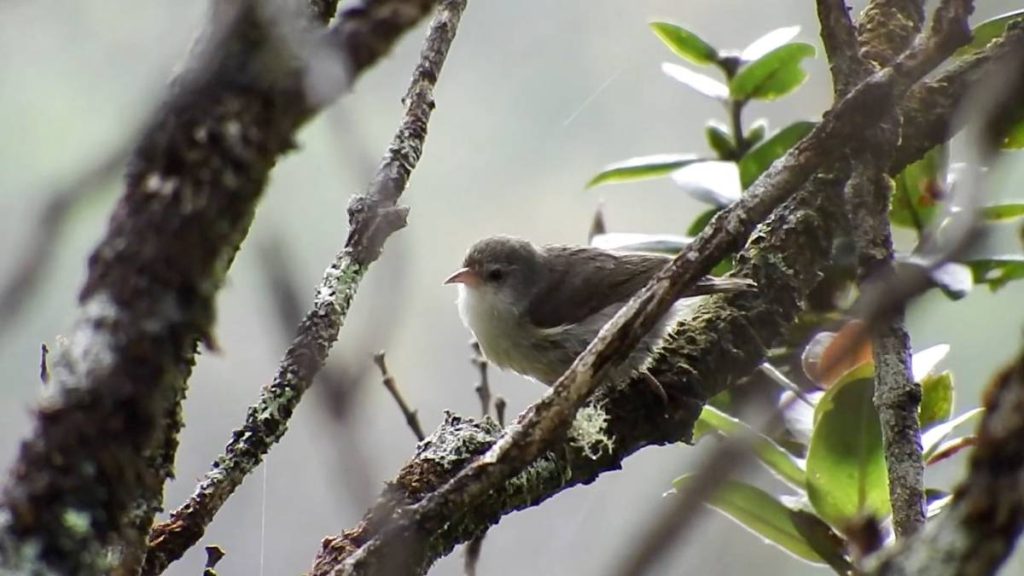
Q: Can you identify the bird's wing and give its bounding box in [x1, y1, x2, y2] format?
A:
[526, 245, 755, 329]
[526, 246, 668, 329]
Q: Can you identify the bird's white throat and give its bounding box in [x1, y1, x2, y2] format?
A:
[455, 284, 548, 378]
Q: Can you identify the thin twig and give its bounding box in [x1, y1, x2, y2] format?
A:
[375, 352, 425, 441]
[470, 341, 491, 418]
[39, 344, 50, 386]
[494, 396, 507, 428]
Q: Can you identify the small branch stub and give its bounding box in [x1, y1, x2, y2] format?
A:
[375, 351, 425, 442]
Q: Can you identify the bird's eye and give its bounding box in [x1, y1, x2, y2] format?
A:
[486, 267, 505, 282]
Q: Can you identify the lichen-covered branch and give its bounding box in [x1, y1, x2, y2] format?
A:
[313, 177, 845, 576]
[313, 12, 979, 572]
[0, 1, 440, 574]
[141, 1, 467, 573]
[858, 0, 925, 65]
[870, 348, 1024, 576]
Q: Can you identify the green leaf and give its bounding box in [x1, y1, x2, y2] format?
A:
[686, 207, 720, 236]
[954, 10, 1024, 58]
[922, 408, 983, 459]
[1001, 120, 1024, 149]
[650, 22, 719, 66]
[738, 121, 816, 188]
[730, 43, 816, 101]
[673, 476, 846, 566]
[982, 203, 1024, 221]
[696, 406, 806, 488]
[807, 371, 891, 527]
[587, 154, 701, 188]
[662, 62, 730, 101]
[746, 120, 768, 148]
[967, 256, 1024, 291]
[891, 146, 944, 230]
[706, 122, 736, 159]
[919, 371, 954, 431]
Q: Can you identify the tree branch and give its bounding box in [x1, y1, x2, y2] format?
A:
[870, 347, 1024, 576]
[141, 1, 467, 573]
[0, 1, 441, 574]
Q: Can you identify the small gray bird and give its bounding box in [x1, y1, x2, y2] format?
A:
[445, 236, 753, 389]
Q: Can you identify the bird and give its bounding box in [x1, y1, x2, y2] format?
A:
[444, 236, 754, 391]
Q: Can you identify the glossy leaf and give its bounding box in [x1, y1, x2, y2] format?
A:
[967, 256, 1024, 291]
[982, 203, 1024, 221]
[673, 476, 843, 566]
[922, 408, 983, 459]
[730, 43, 815, 101]
[741, 26, 801, 62]
[706, 122, 736, 159]
[590, 233, 690, 254]
[587, 154, 701, 188]
[891, 146, 944, 229]
[910, 344, 951, 383]
[919, 371, 954, 431]
[746, 120, 768, 148]
[650, 22, 719, 65]
[807, 370, 891, 527]
[661, 62, 730, 101]
[739, 121, 816, 188]
[671, 160, 742, 206]
[954, 10, 1024, 58]
[696, 406, 806, 488]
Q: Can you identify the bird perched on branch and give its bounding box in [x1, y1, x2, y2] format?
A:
[444, 236, 754, 391]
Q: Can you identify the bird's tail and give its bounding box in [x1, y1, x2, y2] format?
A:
[685, 276, 756, 296]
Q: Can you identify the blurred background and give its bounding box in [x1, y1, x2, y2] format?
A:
[2, 0, 1022, 574]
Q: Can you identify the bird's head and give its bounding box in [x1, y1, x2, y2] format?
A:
[444, 236, 544, 314]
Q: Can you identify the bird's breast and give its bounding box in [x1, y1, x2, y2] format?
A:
[456, 287, 574, 384]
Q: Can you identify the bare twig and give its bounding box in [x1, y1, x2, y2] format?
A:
[470, 341, 492, 418]
[494, 396, 507, 428]
[376, 352, 425, 441]
[38, 344, 50, 386]
[463, 534, 484, 576]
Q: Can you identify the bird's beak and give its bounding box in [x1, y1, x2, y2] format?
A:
[444, 267, 480, 287]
